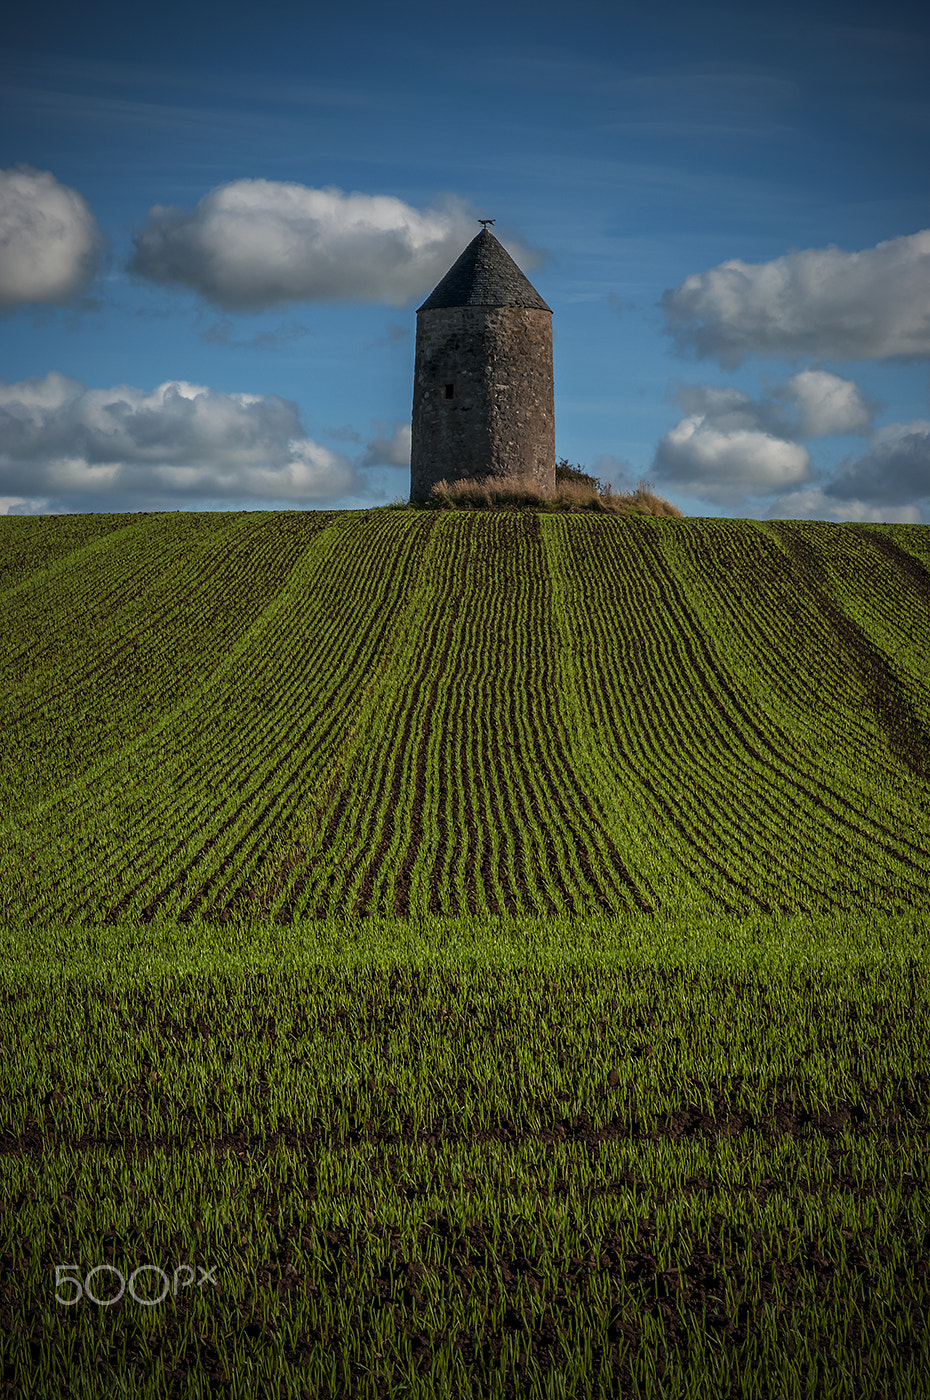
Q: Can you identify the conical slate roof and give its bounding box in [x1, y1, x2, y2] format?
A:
[418, 229, 550, 312]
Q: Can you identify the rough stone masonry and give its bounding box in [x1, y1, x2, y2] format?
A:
[410, 228, 556, 501]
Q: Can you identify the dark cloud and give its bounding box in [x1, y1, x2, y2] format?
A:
[824, 421, 930, 506]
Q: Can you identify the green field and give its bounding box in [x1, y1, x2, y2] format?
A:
[1, 509, 929, 1397]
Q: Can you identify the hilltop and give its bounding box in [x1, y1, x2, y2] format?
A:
[2, 508, 930, 922]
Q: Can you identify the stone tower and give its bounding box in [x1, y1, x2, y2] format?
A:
[410, 226, 555, 501]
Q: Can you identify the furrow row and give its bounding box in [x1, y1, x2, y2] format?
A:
[1, 515, 328, 816]
[560, 524, 815, 893]
[547, 516, 923, 910]
[547, 520, 783, 910]
[8, 513, 434, 920]
[5, 510, 929, 923]
[173, 511, 439, 923]
[0, 512, 136, 597]
[613, 523, 930, 886]
[663, 520, 893, 770]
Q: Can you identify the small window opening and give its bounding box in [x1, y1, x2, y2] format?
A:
[444, 382, 455, 399]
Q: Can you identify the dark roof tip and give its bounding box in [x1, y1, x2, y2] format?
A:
[418, 228, 551, 312]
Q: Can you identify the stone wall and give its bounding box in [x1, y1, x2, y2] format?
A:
[410, 304, 555, 501]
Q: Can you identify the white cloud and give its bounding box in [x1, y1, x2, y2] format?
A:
[777, 369, 875, 436]
[0, 372, 355, 510]
[657, 399, 929, 519]
[0, 166, 106, 310]
[661, 229, 930, 366]
[651, 371, 918, 513]
[824, 419, 930, 506]
[673, 370, 874, 440]
[652, 371, 876, 505]
[359, 422, 411, 469]
[653, 413, 811, 501]
[766, 485, 922, 523]
[0, 495, 47, 514]
[672, 384, 762, 433]
[129, 182, 501, 311]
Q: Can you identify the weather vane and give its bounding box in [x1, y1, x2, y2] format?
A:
[478, 219, 495, 228]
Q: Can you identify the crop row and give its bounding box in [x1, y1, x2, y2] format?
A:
[0, 511, 133, 596]
[540, 515, 930, 913]
[263, 512, 655, 920]
[0, 512, 339, 818]
[659, 518, 930, 836]
[5, 921, 930, 1398]
[667, 523, 893, 780]
[2, 511, 929, 922]
[544, 518, 786, 912]
[766, 521, 930, 778]
[3, 513, 428, 920]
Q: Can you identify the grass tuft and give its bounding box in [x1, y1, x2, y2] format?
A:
[413, 472, 683, 515]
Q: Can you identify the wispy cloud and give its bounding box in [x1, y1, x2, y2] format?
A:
[0, 83, 296, 140]
[197, 316, 311, 350]
[0, 52, 391, 111]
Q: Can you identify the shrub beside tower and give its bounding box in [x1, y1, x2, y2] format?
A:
[410, 225, 556, 502]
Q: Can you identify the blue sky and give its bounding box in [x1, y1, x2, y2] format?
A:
[1, 0, 928, 519]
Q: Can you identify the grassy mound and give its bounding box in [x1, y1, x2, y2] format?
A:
[403, 462, 684, 514]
